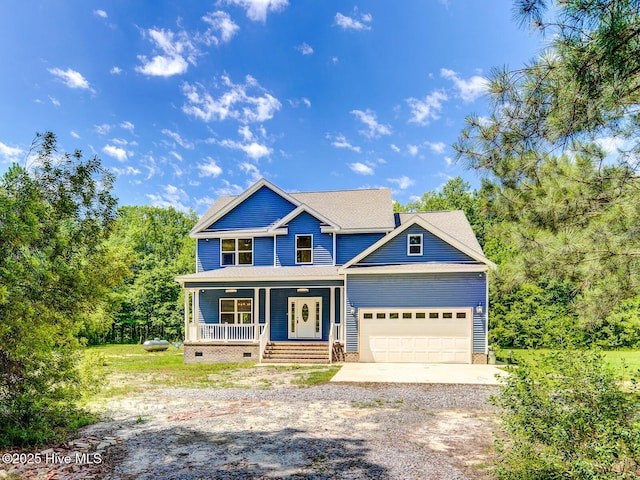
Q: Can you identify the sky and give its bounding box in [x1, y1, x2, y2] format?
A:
[0, 1, 546, 214]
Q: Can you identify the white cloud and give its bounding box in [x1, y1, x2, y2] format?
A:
[94, 9, 107, 18]
[220, 139, 272, 160]
[351, 109, 391, 138]
[239, 161, 262, 182]
[335, 9, 372, 31]
[120, 121, 135, 132]
[348, 162, 374, 175]
[296, 43, 314, 55]
[327, 134, 361, 153]
[406, 90, 448, 125]
[0, 141, 24, 163]
[388, 176, 415, 189]
[49, 67, 93, 91]
[182, 75, 281, 124]
[112, 166, 141, 176]
[198, 157, 223, 177]
[49, 96, 60, 107]
[201, 10, 239, 45]
[440, 68, 488, 103]
[224, 0, 289, 22]
[238, 125, 254, 141]
[425, 141, 446, 154]
[595, 136, 627, 155]
[102, 144, 128, 162]
[302, 97, 311, 108]
[110, 66, 122, 75]
[170, 151, 183, 162]
[390, 144, 401, 153]
[444, 156, 454, 166]
[161, 129, 194, 149]
[95, 124, 112, 135]
[70, 131, 80, 139]
[136, 28, 197, 77]
[407, 144, 419, 156]
[147, 184, 190, 212]
[216, 179, 244, 196]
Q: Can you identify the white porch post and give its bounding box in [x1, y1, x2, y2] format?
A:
[340, 286, 345, 342]
[184, 289, 189, 341]
[254, 288, 260, 341]
[265, 287, 271, 330]
[195, 290, 201, 341]
[330, 287, 335, 329]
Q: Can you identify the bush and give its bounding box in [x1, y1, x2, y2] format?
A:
[492, 350, 640, 480]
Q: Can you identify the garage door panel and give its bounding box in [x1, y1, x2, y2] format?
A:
[360, 308, 471, 363]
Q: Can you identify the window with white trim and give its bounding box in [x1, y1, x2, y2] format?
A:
[221, 238, 253, 266]
[220, 298, 253, 324]
[296, 235, 313, 264]
[407, 234, 423, 256]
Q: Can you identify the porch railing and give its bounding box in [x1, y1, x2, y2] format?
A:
[199, 323, 256, 342]
[258, 320, 270, 362]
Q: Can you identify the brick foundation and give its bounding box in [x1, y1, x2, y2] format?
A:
[183, 342, 259, 363]
[343, 352, 360, 362]
[472, 353, 488, 365]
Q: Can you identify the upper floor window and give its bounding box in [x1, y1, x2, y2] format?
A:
[296, 235, 313, 264]
[221, 238, 253, 266]
[407, 234, 423, 256]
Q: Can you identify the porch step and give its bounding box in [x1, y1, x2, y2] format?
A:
[262, 342, 330, 364]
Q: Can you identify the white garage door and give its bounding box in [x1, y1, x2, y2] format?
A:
[359, 308, 472, 363]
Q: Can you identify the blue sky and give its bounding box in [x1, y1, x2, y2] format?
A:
[0, 1, 544, 213]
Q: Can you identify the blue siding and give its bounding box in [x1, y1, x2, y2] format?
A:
[206, 186, 296, 231]
[336, 233, 386, 265]
[276, 212, 333, 266]
[346, 272, 487, 353]
[197, 238, 220, 272]
[358, 225, 475, 265]
[345, 297, 357, 352]
[198, 289, 256, 323]
[269, 288, 331, 341]
[254, 237, 274, 266]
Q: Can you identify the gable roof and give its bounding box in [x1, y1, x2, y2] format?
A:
[342, 212, 496, 270]
[269, 204, 341, 231]
[191, 178, 395, 236]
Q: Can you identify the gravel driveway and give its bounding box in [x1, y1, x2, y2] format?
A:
[4, 367, 499, 480]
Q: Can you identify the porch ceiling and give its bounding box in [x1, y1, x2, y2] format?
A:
[176, 265, 342, 284]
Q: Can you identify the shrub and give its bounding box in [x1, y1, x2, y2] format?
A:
[492, 350, 640, 479]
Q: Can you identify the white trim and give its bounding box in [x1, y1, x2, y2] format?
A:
[220, 237, 254, 267]
[338, 264, 489, 275]
[342, 215, 496, 269]
[295, 234, 313, 264]
[192, 228, 287, 239]
[270, 204, 340, 231]
[323, 227, 395, 234]
[332, 233, 336, 266]
[190, 178, 302, 236]
[407, 233, 423, 256]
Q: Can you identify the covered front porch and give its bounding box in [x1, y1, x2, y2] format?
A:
[177, 267, 345, 363]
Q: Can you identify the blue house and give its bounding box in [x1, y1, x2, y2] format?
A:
[176, 178, 496, 364]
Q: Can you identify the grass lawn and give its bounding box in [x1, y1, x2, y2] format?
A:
[495, 348, 640, 379]
[84, 344, 340, 401]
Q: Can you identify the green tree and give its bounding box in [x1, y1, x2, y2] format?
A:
[0, 132, 124, 446]
[493, 350, 640, 479]
[455, 0, 640, 327]
[107, 206, 197, 343]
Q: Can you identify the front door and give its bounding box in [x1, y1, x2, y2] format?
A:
[288, 297, 322, 339]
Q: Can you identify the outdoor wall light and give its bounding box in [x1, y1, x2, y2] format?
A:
[476, 303, 483, 314]
[225, 289, 237, 294]
[297, 288, 309, 293]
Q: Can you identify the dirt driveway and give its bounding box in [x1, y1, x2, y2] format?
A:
[6, 366, 499, 480]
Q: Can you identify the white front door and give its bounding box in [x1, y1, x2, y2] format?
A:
[288, 297, 322, 339]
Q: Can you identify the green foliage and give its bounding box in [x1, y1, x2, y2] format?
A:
[0, 132, 121, 447]
[104, 206, 197, 343]
[493, 350, 640, 479]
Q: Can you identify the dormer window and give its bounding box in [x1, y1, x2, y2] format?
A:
[407, 234, 423, 256]
[296, 235, 313, 264]
[221, 238, 253, 266]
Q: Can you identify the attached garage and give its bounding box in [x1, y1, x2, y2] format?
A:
[358, 308, 472, 363]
